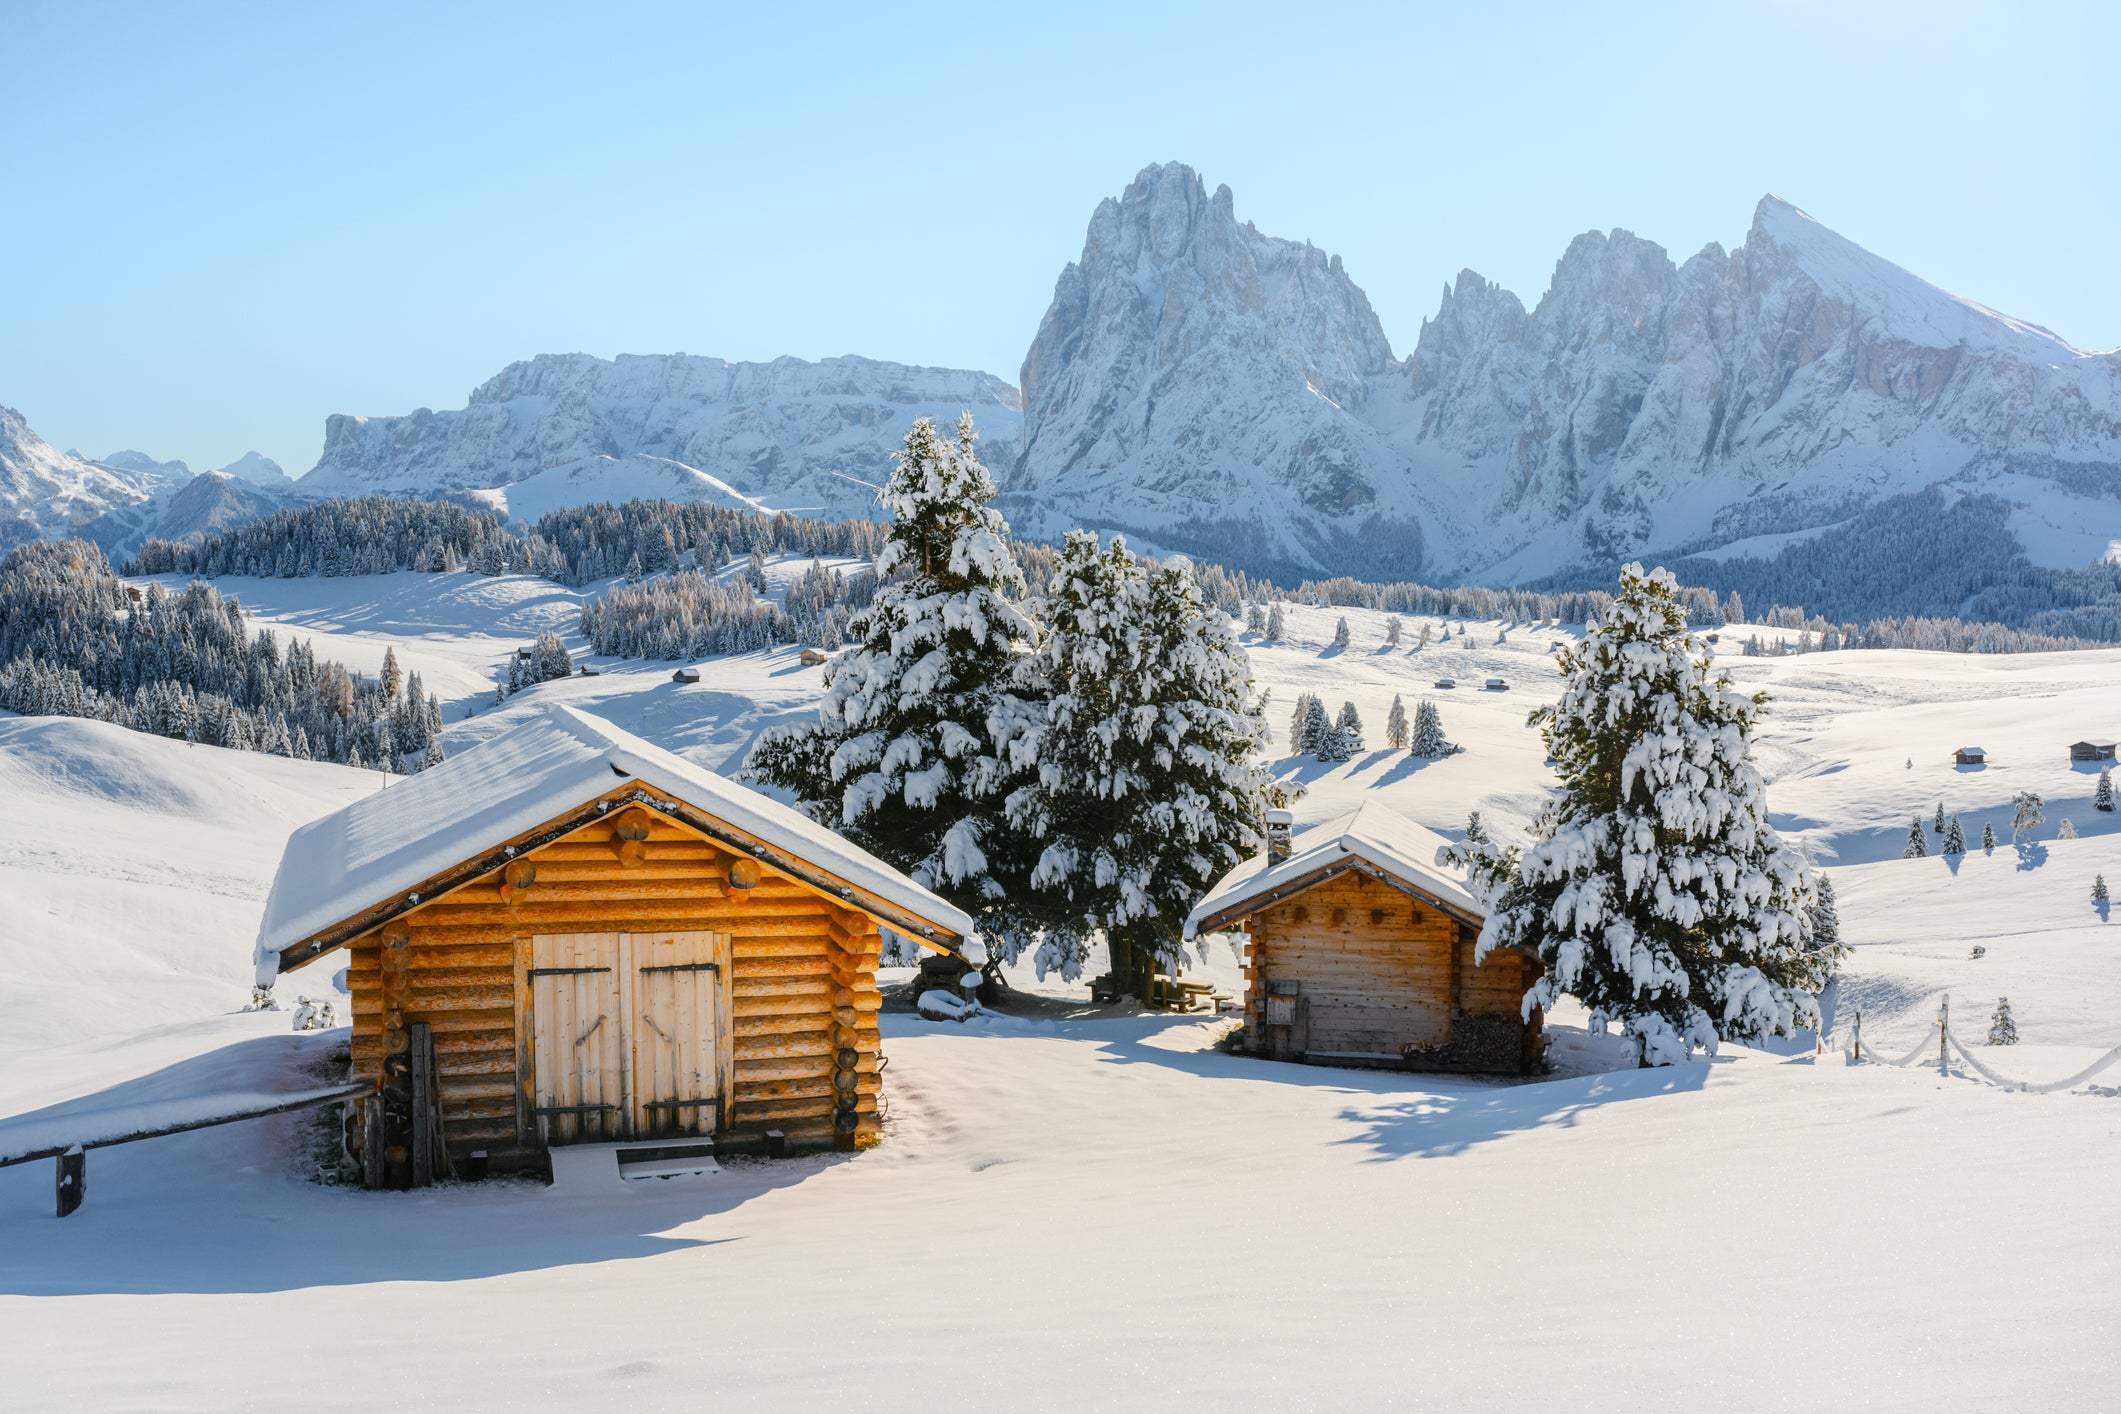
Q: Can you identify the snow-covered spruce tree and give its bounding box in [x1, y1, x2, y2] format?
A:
[991, 533, 1271, 986]
[1265, 604, 1285, 641]
[1903, 818, 1929, 859]
[1288, 692, 1315, 751]
[1385, 694, 1408, 750]
[1385, 616, 1403, 647]
[1807, 871, 1841, 954]
[1933, 801, 1945, 834]
[2099, 767, 2116, 812]
[1942, 814, 1966, 856]
[1408, 698, 1452, 758]
[381, 647, 403, 700]
[1246, 604, 1265, 634]
[1314, 718, 1354, 763]
[746, 413, 1034, 942]
[1335, 700, 1365, 753]
[1445, 563, 1824, 1065]
[1298, 695, 1333, 756]
[2011, 791, 2045, 842]
[1982, 821, 1998, 854]
[2060, 817, 2079, 839]
[2093, 873, 2109, 905]
[1332, 616, 1350, 650]
[1988, 997, 2018, 1045]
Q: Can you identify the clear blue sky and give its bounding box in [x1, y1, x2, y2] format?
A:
[3, 0, 2112, 477]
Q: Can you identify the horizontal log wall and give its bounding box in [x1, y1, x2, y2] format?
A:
[345, 806, 887, 1166]
[1239, 871, 1531, 1069]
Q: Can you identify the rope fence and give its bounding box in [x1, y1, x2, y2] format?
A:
[1834, 998, 2121, 1093]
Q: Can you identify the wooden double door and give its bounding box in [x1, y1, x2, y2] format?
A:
[529, 931, 731, 1146]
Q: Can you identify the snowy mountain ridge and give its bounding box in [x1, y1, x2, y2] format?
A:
[0, 407, 169, 548]
[301, 352, 1025, 523]
[1016, 169, 2121, 582]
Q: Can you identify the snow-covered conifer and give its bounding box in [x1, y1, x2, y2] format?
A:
[1334, 700, 1364, 753]
[1444, 563, 1823, 1065]
[380, 647, 402, 700]
[1298, 695, 1332, 756]
[1903, 817, 1928, 858]
[1982, 821, 1997, 853]
[1385, 694, 1408, 750]
[1385, 616, 1403, 647]
[2011, 791, 2045, 842]
[992, 531, 1271, 982]
[2093, 873, 2109, 905]
[2098, 767, 2116, 812]
[1418, 623, 1433, 649]
[1331, 616, 1350, 650]
[1933, 801, 1945, 834]
[1807, 872, 1841, 953]
[1408, 698, 1452, 758]
[1265, 604, 1285, 641]
[1246, 604, 1265, 634]
[746, 414, 1032, 937]
[2060, 817, 2079, 839]
[1987, 997, 2017, 1045]
[1942, 815, 1966, 856]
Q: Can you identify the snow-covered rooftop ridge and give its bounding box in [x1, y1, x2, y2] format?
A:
[1183, 799, 1477, 938]
[254, 703, 974, 977]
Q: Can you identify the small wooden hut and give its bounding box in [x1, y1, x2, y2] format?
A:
[254, 704, 974, 1185]
[1186, 802, 1543, 1074]
[2069, 740, 2115, 762]
[1955, 746, 1986, 766]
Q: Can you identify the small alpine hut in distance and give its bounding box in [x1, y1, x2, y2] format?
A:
[255, 703, 975, 1186]
[1955, 746, 1987, 766]
[1185, 801, 1543, 1074]
[2069, 739, 2116, 762]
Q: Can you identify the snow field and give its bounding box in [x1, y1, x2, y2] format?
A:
[3, 572, 2121, 1407]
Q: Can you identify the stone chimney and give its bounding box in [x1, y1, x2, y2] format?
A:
[1265, 809, 1294, 864]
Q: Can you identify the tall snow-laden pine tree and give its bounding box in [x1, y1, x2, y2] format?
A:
[1446, 563, 1825, 1066]
[1331, 616, 1350, 650]
[1265, 604, 1285, 641]
[1385, 694, 1408, 750]
[2093, 873, 2109, 905]
[1385, 616, 1403, 647]
[1409, 698, 1452, 757]
[992, 533, 1271, 985]
[1933, 801, 1945, 834]
[1334, 700, 1364, 753]
[2011, 791, 2044, 842]
[746, 413, 1033, 938]
[1903, 818, 1928, 858]
[1942, 814, 1966, 856]
[2098, 768, 2115, 812]
[381, 647, 403, 700]
[1982, 821, 1998, 853]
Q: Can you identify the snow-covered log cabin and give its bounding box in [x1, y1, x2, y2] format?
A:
[1185, 802, 1543, 1074]
[254, 704, 975, 1185]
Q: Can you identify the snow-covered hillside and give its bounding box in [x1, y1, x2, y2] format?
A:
[299, 353, 1024, 521]
[3, 570, 2119, 1409]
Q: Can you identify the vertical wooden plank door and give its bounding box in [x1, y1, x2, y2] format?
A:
[631, 931, 730, 1139]
[529, 932, 629, 1146]
[531, 931, 728, 1146]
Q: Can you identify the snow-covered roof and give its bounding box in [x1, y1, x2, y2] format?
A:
[1183, 800, 1479, 939]
[256, 704, 974, 971]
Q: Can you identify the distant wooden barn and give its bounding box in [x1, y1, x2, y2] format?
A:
[1955, 746, 1986, 765]
[2070, 740, 2116, 762]
[1185, 803, 1544, 1074]
[799, 648, 830, 666]
[254, 704, 973, 1186]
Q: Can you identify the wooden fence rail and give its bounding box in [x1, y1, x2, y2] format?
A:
[0, 1080, 371, 1218]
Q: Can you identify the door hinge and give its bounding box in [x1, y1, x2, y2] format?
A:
[528, 966, 612, 977]
[639, 961, 721, 974]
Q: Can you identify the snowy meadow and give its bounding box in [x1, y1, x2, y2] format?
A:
[1, 564, 2118, 1410]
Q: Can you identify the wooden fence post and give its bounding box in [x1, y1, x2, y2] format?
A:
[1938, 995, 1951, 1077]
[54, 1146, 84, 1218]
[411, 1020, 434, 1188]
